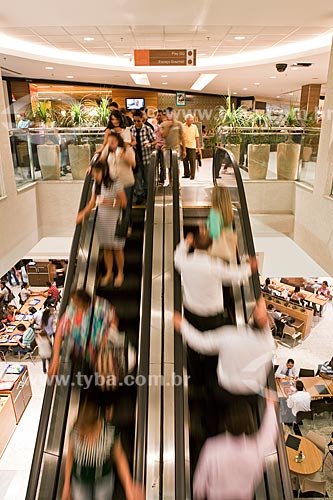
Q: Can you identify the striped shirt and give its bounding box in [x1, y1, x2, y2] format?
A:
[320, 361, 333, 377]
[22, 327, 35, 348]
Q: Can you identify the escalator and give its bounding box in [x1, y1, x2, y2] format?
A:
[26, 153, 158, 499]
[173, 147, 293, 499]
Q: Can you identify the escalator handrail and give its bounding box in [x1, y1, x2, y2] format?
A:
[134, 150, 157, 485]
[212, 146, 261, 300]
[213, 146, 293, 500]
[26, 173, 93, 500]
[172, 150, 188, 500]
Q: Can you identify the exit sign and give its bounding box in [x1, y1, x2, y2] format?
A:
[134, 49, 196, 66]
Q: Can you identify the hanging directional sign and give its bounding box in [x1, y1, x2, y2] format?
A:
[134, 49, 196, 66]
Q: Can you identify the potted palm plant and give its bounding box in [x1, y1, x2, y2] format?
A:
[247, 112, 271, 179]
[65, 100, 91, 180]
[32, 102, 61, 180]
[214, 96, 248, 163]
[277, 104, 301, 180]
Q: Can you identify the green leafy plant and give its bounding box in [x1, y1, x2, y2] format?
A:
[95, 97, 111, 127]
[214, 96, 249, 144]
[33, 101, 54, 124]
[284, 103, 301, 127]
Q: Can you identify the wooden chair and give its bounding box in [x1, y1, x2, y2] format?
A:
[297, 478, 326, 498]
[280, 324, 302, 348]
[298, 368, 315, 377]
[322, 441, 333, 471]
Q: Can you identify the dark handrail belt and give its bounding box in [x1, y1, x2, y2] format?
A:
[134, 151, 157, 485]
[172, 151, 188, 500]
[26, 174, 93, 500]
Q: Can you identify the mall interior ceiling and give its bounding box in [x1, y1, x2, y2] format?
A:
[0, 0, 333, 99]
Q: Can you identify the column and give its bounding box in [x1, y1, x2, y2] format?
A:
[300, 84, 321, 114]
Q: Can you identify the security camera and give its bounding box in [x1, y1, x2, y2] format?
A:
[276, 63, 288, 73]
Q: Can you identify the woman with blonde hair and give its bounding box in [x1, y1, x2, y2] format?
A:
[206, 185, 237, 263]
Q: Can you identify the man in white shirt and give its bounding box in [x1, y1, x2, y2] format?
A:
[287, 380, 311, 416]
[275, 358, 298, 379]
[174, 231, 257, 331]
[174, 296, 275, 395]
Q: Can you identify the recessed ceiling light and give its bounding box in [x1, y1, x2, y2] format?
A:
[162, 82, 168, 85]
[84, 37, 95, 41]
[243, 87, 248, 91]
[234, 36, 245, 40]
[161, 75, 168, 77]
[45, 66, 54, 70]
[254, 82, 260, 86]
[269, 76, 277, 79]
[232, 92, 238, 95]
[191, 74, 218, 91]
[289, 92, 294, 95]
[130, 73, 151, 85]
[57, 98, 62, 101]
[67, 75, 74, 79]
[276, 95, 280, 98]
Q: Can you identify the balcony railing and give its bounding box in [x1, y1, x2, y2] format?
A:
[9, 127, 105, 187]
[217, 127, 320, 187]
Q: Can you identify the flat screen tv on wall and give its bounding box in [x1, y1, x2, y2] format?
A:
[125, 98, 145, 110]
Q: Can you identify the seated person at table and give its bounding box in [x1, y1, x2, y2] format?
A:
[29, 306, 43, 330]
[262, 278, 273, 294]
[19, 283, 32, 305]
[275, 358, 298, 379]
[280, 287, 290, 300]
[286, 380, 311, 417]
[4, 305, 17, 323]
[43, 281, 60, 307]
[290, 286, 306, 305]
[0, 282, 10, 305]
[319, 357, 333, 379]
[317, 280, 330, 298]
[12, 323, 36, 354]
[174, 296, 275, 395]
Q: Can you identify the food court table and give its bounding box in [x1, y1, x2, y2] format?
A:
[20, 294, 46, 314]
[285, 434, 322, 475]
[276, 376, 333, 399]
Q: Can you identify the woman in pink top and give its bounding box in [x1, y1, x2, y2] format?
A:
[193, 393, 278, 500]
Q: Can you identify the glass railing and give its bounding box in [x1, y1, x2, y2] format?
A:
[217, 127, 320, 187]
[9, 127, 105, 187]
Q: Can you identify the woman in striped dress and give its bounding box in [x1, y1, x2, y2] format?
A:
[62, 397, 144, 500]
[76, 160, 127, 288]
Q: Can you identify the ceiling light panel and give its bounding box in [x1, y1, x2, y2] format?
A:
[130, 73, 151, 85]
[63, 26, 100, 35]
[30, 26, 68, 36]
[98, 25, 132, 35]
[164, 25, 196, 33]
[260, 26, 297, 35]
[229, 26, 263, 35]
[191, 74, 217, 91]
[0, 27, 34, 36]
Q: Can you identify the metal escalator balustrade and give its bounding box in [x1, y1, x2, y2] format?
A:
[26, 173, 97, 500]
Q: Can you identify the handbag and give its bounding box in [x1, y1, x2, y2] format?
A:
[209, 229, 238, 263]
[115, 209, 129, 238]
[96, 325, 127, 391]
